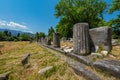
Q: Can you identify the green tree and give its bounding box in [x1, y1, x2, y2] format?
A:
[109, 0, 120, 13]
[109, 0, 120, 39]
[39, 32, 46, 38]
[0, 32, 6, 41]
[8, 32, 12, 37]
[48, 26, 55, 41]
[109, 16, 120, 39]
[19, 33, 30, 41]
[3, 30, 9, 36]
[55, 0, 107, 38]
[35, 32, 39, 42]
[17, 33, 20, 37]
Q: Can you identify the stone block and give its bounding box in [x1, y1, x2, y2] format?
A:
[21, 53, 30, 66]
[53, 33, 60, 48]
[89, 27, 112, 52]
[93, 60, 120, 78]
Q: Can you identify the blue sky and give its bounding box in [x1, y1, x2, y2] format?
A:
[0, 0, 119, 34]
[104, 0, 120, 21]
[0, 0, 59, 34]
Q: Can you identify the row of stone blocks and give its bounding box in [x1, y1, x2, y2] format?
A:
[40, 23, 112, 56]
[40, 33, 60, 47]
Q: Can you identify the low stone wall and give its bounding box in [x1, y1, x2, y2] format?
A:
[43, 44, 92, 65]
[69, 61, 101, 80]
[93, 60, 120, 78]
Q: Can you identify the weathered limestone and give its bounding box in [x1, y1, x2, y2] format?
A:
[0, 71, 11, 80]
[63, 47, 73, 53]
[47, 39, 51, 45]
[89, 27, 112, 52]
[38, 66, 53, 75]
[53, 33, 60, 48]
[45, 37, 51, 45]
[21, 53, 30, 66]
[112, 39, 119, 46]
[41, 37, 44, 45]
[68, 53, 92, 65]
[93, 60, 120, 78]
[73, 23, 90, 55]
[68, 61, 101, 80]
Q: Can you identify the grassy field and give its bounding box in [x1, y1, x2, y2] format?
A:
[0, 41, 85, 80]
[0, 41, 120, 80]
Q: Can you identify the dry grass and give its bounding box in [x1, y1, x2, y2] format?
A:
[0, 41, 85, 80]
[60, 41, 73, 48]
[0, 41, 120, 80]
[111, 45, 120, 60]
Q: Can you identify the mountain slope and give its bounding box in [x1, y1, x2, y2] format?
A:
[0, 28, 34, 36]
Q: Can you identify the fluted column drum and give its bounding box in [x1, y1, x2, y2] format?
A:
[73, 23, 90, 55]
[53, 33, 60, 48]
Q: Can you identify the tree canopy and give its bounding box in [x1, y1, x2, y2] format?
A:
[48, 26, 55, 41]
[109, 0, 120, 13]
[0, 30, 33, 41]
[55, 0, 107, 38]
[35, 32, 46, 42]
[108, 0, 120, 38]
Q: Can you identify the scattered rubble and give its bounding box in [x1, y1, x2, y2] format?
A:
[112, 39, 119, 46]
[0, 71, 11, 80]
[91, 53, 103, 57]
[38, 66, 53, 75]
[101, 51, 108, 56]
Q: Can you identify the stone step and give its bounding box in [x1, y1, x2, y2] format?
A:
[68, 61, 101, 80]
[93, 60, 120, 78]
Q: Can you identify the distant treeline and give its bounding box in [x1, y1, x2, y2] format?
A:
[0, 30, 34, 41]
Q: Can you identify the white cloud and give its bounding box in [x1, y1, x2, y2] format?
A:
[7, 21, 28, 29]
[0, 20, 7, 26]
[0, 20, 28, 30]
[0, 20, 33, 33]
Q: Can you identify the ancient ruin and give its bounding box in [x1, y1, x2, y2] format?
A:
[73, 23, 90, 55]
[73, 23, 112, 55]
[53, 33, 60, 48]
